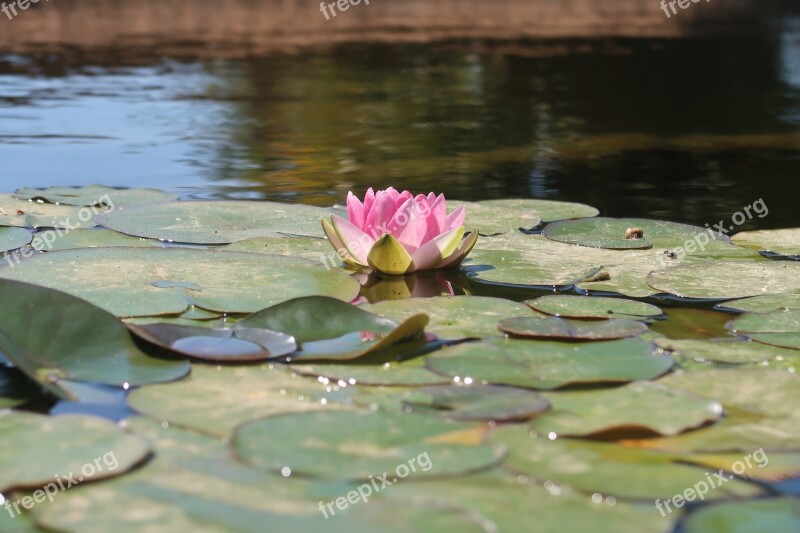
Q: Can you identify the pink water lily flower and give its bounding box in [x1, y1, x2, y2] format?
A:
[322, 187, 478, 275]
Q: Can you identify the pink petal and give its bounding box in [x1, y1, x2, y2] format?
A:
[410, 227, 464, 271]
[424, 194, 446, 243]
[363, 188, 375, 220]
[444, 204, 465, 231]
[330, 214, 373, 266]
[346, 191, 365, 230]
[364, 192, 399, 240]
[427, 192, 437, 204]
[387, 197, 428, 254]
[397, 190, 413, 208]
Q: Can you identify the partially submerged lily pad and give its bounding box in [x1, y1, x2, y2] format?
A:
[0, 248, 360, 317]
[529, 381, 722, 437]
[732, 228, 800, 258]
[425, 337, 673, 390]
[233, 410, 504, 480]
[96, 200, 327, 243]
[14, 184, 177, 207]
[498, 316, 648, 341]
[525, 295, 662, 320]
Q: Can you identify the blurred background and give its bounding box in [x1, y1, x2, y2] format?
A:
[1, 0, 799, 228]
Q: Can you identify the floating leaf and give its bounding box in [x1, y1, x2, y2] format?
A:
[233, 410, 504, 481]
[529, 381, 721, 437]
[127, 323, 296, 362]
[96, 200, 327, 243]
[543, 217, 717, 250]
[362, 295, 541, 339]
[0, 279, 190, 398]
[31, 228, 163, 251]
[0, 194, 100, 229]
[729, 309, 800, 350]
[683, 497, 800, 533]
[14, 184, 177, 207]
[498, 316, 648, 340]
[425, 337, 673, 390]
[450, 200, 541, 235]
[679, 451, 800, 483]
[525, 295, 662, 320]
[0, 227, 32, 253]
[479, 198, 599, 223]
[225, 235, 334, 262]
[0, 411, 149, 492]
[654, 337, 796, 364]
[0, 248, 360, 317]
[732, 228, 800, 258]
[717, 294, 800, 313]
[488, 425, 761, 500]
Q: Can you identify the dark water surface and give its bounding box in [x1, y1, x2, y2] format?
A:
[2, 23, 800, 229]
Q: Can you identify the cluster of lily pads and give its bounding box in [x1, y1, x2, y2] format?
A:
[0, 185, 798, 532]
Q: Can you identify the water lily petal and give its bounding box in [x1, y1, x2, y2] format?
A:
[367, 234, 414, 275]
[397, 190, 413, 207]
[346, 191, 365, 229]
[410, 226, 465, 271]
[322, 218, 359, 266]
[363, 188, 376, 222]
[330, 214, 372, 266]
[445, 204, 466, 231]
[388, 197, 428, 254]
[364, 191, 399, 239]
[438, 229, 478, 269]
[424, 194, 447, 243]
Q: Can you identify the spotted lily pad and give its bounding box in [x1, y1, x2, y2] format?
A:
[14, 184, 177, 207]
[0, 279, 190, 399]
[31, 228, 163, 251]
[361, 296, 541, 339]
[732, 228, 800, 258]
[728, 309, 800, 350]
[0, 411, 150, 492]
[529, 381, 722, 437]
[543, 217, 716, 250]
[498, 316, 648, 340]
[654, 337, 797, 364]
[96, 200, 327, 243]
[488, 425, 761, 500]
[0, 248, 360, 317]
[683, 497, 800, 533]
[233, 410, 504, 481]
[648, 260, 800, 299]
[425, 337, 673, 390]
[126, 323, 296, 362]
[525, 295, 662, 320]
[236, 296, 428, 361]
[0, 227, 32, 253]
[717, 294, 800, 313]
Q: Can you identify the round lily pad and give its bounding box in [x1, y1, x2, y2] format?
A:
[361, 296, 541, 340]
[450, 200, 541, 235]
[0, 411, 150, 491]
[683, 497, 800, 533]
[525, 295, 662, 320]
[0, 227, 32, 253]
[31, 228, 163, 251]
[732, 228, 800, 258]
[96, 201, 327, 243]
[225, 236, 335, 262]
[478, 198, 599, 223]
[543, 217, 713, 250]
[0, 247, 360, 317]
[498, 316, 648, 340]
[488, 425, 761, 500]
[648, 260, 800, 299]
[233, 410, 504, 481]
[529, 381, 722, 437]
[425, 337, 673, 390]
[14, 184, 177, 207]
[654, 337, 797, 364]
[717, 294, 800, 313]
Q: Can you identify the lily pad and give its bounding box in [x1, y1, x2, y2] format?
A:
[498, 316, 648, 340]
[95, 200, 327, 243]
[728, 309, 800, 350]
[126, 323, 297, 362]
[732, 228, 800, 258]
[0, 194, 101, 229]
[450, 200, 541, 235]
[543, 217, 717, 250]
[654, 337, 796, 364]
[233, 410, 504, 481]
[478, 198, 599, 223]
[0, 227, 32, 253]
[225, 235, 335, 263]
[0, 247, 360, 317]
[236, 296, 428, 361]
[361, 296, 541, 339]
[0, 279, 190, 398]
[525, 295, 662, 320]
[127, 364, 349, 438]
[648, 260, 800, 299]
[529, 381, 722, 437]
[31, 228, 163, 251]
[14, 184, 177, 207]
[488, 425, 761, 500]
[0, 411, 150, 491]
[683, 497, 800, 533]
[717, 294, 800, 313]
[425, 337, 673, 390]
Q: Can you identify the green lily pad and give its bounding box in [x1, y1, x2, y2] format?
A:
[31, 228, 163, 251]
[543, 217, 719, 250]
[236, 296, 428, 361]
[525, 295, 662, 320]
[225, 235, 335, 263]
[0, 279, 190, 399]
[732, 228, 800, 258]
[683, 497, 800, 533]
[0, 411, 150, 491]
[529, 381, 722, 437]
[0, 367, 36, 409]
[0, 247, 360, 317]
[654, 337, 797, 364]
[450, 200, 541, 235]
[478, 198, 599, 223]
[0, 506, 42, 532]
[717, 294, 800, 313]
[488, 425, 761, 500]
[0, 227, 32, 253]
[96, 200, 327, 244]
[361, 296, 541, 339]
[233, 410, 504, 481]
[126, 323, 297, 362]
[127, 364, 349, 438]
[498, 316, 648, 340]
[728, 309, 800, 350]
[0, 194, 101, 229]
[648, 260, 800, 299]
[425, 337, 673, 390]
[14, 184, 177, 207]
